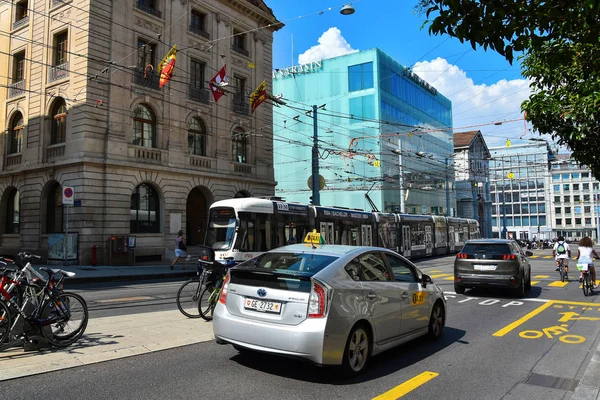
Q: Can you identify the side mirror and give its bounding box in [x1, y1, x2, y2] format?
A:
[421, 274, 432, 287]
[526, 251, 533, 257]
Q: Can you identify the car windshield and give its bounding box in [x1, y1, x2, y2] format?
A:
[462, 243, 511, 255]
[205, 218, 236, 250]
[237, 252, 338, 277]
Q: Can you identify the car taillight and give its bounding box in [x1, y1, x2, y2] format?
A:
[218, 272, 230, 304]
[457, 253, 468, 259]
[503, 254, 516, 260]
[308, 280, 327, 318]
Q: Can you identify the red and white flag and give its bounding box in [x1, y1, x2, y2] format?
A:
[209, 64, 227, 102]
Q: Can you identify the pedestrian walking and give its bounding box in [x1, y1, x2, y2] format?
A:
[170, 230, 187, 270]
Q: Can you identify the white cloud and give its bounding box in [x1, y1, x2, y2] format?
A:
[412, 57, 532, 148]
[298, 27, 358, 64]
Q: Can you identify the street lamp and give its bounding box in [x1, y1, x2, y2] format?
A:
[340, 4, 355, 15]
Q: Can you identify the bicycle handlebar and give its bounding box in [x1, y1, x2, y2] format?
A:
[16, 252, 42, 260]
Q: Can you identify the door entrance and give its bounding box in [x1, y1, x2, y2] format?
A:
[186, 187, 209, 246]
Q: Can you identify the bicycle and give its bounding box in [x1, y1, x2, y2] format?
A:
[176, 262, 209, 318]
[198, 257, 236, 322]
[0, 253, 88, 349]
[578, 264, 595, 297]
[557, 258, 568, 282]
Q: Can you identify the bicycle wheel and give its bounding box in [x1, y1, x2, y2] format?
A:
[0, 300, 12, 346]
[198, 285, 218, 321]
[176, 278, 204, 318]
[560, 266, 565, 282]
[40, 292, 88, 348]
[583, 274, 590, 296]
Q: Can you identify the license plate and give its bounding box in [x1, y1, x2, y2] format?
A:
[474, 264, 497, 271]
[245, 298, 282, 314]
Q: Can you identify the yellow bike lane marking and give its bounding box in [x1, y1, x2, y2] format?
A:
[373, 371, 439, 400]
[493, 299, 600, 343]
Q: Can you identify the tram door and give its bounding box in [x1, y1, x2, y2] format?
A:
[320, 222, 335, 244]
[425, 225, 433, 256]
[361, 225, 373, 246]
[402, 225, 411, 257]
[449, 225, 456, 253]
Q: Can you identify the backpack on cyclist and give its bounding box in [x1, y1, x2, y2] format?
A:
[556, 241, 567, 255]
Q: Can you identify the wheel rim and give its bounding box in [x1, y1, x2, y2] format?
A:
[347, 328, 368, 372]
[431, 305, 444, 336]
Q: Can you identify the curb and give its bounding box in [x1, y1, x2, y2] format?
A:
[66, 271, 197, 285]
[572, 334, 600, 399]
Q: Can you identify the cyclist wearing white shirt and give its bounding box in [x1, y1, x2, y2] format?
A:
[553, 236, 571, 273]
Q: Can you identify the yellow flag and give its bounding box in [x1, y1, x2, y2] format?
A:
[506, 139, 511, 147]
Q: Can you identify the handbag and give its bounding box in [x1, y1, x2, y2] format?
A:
[178, 240, 187, 251]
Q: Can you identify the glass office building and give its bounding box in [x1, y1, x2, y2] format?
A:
[489, 142, 555, 239]
[272, 48, 456, 214]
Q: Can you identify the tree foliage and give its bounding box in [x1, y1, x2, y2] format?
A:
[417, 0, 600, 175]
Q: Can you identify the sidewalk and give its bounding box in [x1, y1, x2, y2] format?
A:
[572, 335, 600, 399]
[0, 310, 214, 381]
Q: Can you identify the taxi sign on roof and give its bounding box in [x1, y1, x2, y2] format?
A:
[304, 229, 325, 244]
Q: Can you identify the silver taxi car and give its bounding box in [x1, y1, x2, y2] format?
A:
[212, 244, 446, 375]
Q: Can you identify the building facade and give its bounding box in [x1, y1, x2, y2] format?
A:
[453, 130, 492, 237]
[489, 142, 555, 240]
[272, 49, 457, 215]
[549, 154, 600, 241]
[0, 0, 280, 264]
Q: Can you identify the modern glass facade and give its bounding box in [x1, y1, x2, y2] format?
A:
[273, 49, 456, 214]
[489, 142, 554, 239]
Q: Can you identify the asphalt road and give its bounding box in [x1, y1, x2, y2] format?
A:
[5, 251, 600, 399]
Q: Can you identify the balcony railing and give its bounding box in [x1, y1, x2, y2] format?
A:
[136, 1, 161, 18]
[5, 154, 22, 168]
[47, 143, 65, 160]
[189, 155, 213, 169]
[189, 85, 210, 104]
[133, 69, 160, 90]
[12, 16, 29, 30]
[232, 45, 249, 57]
[232, 95, 249, 115]
[189, 25, 209, 39]
[48, 62, 69, 82]
[8, 80, 25, 98]
[233, 163, 252, 174]
[130, 145, 163, 162]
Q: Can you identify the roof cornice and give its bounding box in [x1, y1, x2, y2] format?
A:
[219, 0, 284, 32]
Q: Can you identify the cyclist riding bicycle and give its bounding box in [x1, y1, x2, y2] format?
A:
[577, 236, 599, 288]
[553, 236, 571, 273]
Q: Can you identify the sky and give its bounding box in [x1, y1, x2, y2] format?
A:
[267, 0, 557, 151]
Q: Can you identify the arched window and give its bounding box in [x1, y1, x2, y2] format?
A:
[9, 112, 23, 154]
[46, 183, 63, 233]
[232, 128, 247, 163]
[130, 183, 160, 233]
[133, 104, 156, 148]
[188, 118, 206, 156]
[50, 98, 67, 145]
[6, 189, 19, 234]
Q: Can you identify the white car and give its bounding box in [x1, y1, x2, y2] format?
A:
[212, 244, 446, 375]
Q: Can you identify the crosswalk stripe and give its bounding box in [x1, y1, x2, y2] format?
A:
[443, 276, 454, 281]
[548, 281, 569, 287]
[534, 275, 550, 279]
[542, 256, 553, 259]
[429, 273, 452, 279]
[530, 281, 539, 285]
[373, 371, 439, 400]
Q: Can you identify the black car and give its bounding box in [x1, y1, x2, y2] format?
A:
[454, 239, 534, 297]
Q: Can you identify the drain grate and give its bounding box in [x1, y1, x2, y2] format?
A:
[526, 373, 579, 392]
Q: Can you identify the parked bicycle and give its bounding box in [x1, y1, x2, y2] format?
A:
[0, 252, 88, 349]
[176, 247, 213, 318]
[197, 248, 236, 321]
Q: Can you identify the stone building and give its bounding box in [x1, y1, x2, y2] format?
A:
[0, 0, 280, 264]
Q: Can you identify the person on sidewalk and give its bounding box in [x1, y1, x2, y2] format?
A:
[170, 230, 187, 270]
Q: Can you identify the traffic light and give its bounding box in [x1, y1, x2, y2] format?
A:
[309, 196, 314, 204]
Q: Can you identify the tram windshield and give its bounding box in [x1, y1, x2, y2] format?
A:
[206, 207, 237, 250]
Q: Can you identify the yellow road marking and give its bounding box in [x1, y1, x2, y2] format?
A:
[542, 256, 553, 259]
[443, 276, 454, 281]
[549, 299, 600, 306]
[373, 371, 439, 400]
[429, 270, 442, 273]
[529, 256, 539, 258]
[534, 275, 550, 279]
[429, 274, 452, 279]
[530, 281, 539, 285]
[548, 281, 569, 288]
[96, 296, 153, 303]
[493, 302, 554, 337]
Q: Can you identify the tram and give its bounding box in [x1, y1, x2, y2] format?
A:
[205, 197, 479, 262]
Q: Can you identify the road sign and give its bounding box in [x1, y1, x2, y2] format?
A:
[62, 187, 74, 205]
